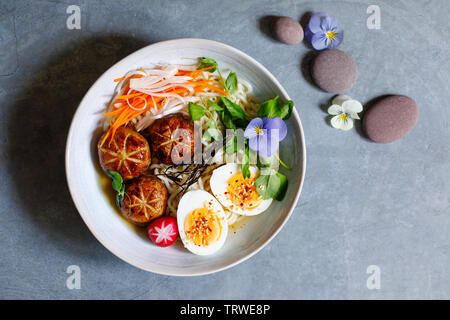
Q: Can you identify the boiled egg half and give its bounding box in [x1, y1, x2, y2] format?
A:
[210, 163, 272, 216]
[177, 190, 228, 255]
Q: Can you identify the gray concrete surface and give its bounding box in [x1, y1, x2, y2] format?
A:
[0, 0, 449, 299]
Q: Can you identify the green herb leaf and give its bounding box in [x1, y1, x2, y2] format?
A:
[225, 71, 238, 94]
[217, 108, 236, 130]
[208, 100, 223, 112]
[220, 97, 247, 120]
[258, 96, 279, 118]
[255, 170, 288, 201]
[223, 135, 238, 154]
[219, 97, 249, 129]
[203, 120, 221, 142]
[107, 170, 123, 193]
[257, 154, 278, 170]
[116, 193, 123, 208]
[242, 142, 251, 179]
[274, 172, 288, 201]
[278, 100, 294, 120]
[188, 102, 207, 121]
[198, 57, 218, 72]
[107, 170, 126, 208]
[257, 96, 294, 120]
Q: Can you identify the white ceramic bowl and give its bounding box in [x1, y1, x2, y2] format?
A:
[66, 39, 306, 276]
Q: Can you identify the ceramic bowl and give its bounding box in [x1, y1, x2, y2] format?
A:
[65, 38, 306, 276]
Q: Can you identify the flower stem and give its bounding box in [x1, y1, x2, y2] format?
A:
[275, 153, 291, 170]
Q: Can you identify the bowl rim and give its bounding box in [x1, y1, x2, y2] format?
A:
[65, 38, 307, 276]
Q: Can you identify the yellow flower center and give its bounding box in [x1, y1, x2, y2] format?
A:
[340, 113, 347, 120]
[255, 127, 262, 135]
[326, 31, 336, 40]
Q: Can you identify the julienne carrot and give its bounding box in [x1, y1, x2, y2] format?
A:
[100, 65, 227, 146]
[102, 106, 126, 117]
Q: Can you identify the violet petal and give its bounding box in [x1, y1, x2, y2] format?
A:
[259, 131, 280, 158]
[304, 26, 314, 44]
[311, 32, 329, 50]
[308, 12, 328, 33]
[263, 117, 287, 141]
[244, 117, 264, 139]
[248, 136, 260, 152]
[320, 15, 333, 31]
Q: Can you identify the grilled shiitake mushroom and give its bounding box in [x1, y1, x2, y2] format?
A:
[146, 113, 194, 165]
[120, 175, 168, 226]
[98, 126, 151, 180]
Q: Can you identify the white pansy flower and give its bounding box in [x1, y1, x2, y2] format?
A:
[328, 95, 363, 131]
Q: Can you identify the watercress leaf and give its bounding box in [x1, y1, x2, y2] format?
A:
[116, 193, 123, 208]
[188, 102, 206, 121]
[106, 170, 123, 193]
[274, 172, 288, 201]
[255, 170, 288, 200]
[257, 96, 279, 118]
[203, 130, 212, 142]
[198, 57, 217, 72]
[225, 71, 238, 94]
[255, 172, 277, 200]
[106, 170, 121, 181]
[242, 143, 250, 179]
[203, 124, 221, 142]
[257, 97, 294, 120]
[218, 109, 236, 130]
[208, 100, 223, 112]
[223, 135, 238, 154]
[219, 97, 249, 128]
[112, 179, 122, 193]
[279, 100, 294, 120]
[257, 154, 278, 170]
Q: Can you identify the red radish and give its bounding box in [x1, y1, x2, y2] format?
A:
[147, 216, 178, 247]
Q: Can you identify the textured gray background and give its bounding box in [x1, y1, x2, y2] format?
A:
[0, 0, 449, 300]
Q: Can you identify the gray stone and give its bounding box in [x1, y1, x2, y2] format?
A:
[311, 49, 358, 93]
[273, 16, 304, 45]
[363, 95, 419, 143]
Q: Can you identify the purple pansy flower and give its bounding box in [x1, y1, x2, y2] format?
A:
[305, 12, 344, 50]
[244, 117, 287, 158]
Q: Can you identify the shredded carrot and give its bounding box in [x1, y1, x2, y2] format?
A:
[102, 65, 227, 146]
[117, 93, 144, 100]
[102, 106, 126, 117]
[194, 83, 228, 96]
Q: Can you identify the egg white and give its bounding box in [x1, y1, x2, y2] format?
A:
[177, 190, 228, 255]
[210, 163, 272, 216]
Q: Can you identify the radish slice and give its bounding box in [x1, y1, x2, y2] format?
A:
[147, 216, 178, 247]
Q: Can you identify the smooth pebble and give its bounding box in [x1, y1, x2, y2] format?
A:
[311, 49, 358, 93]
[273, 17, 304, 45]
[363, 95, 419, 143]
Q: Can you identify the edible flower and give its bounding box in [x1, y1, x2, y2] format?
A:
[305, 12, 344, 50]
[244, 117, 287, 158]
[328, 95, 363, 131]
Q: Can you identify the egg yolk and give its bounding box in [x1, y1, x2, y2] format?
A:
[226, 172, 262, 210]
[184, 207, 221, 247]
